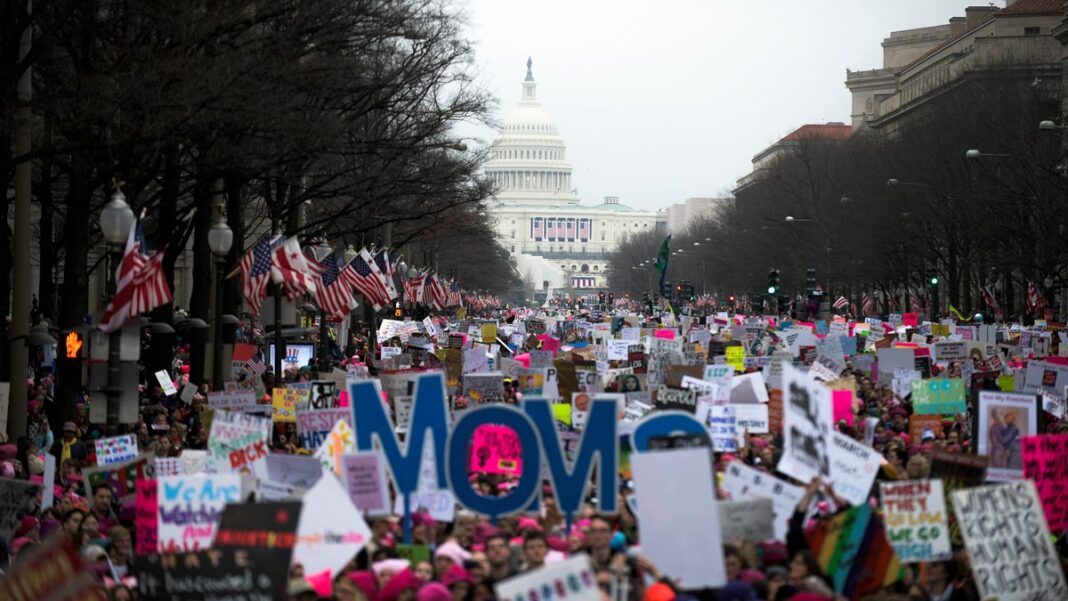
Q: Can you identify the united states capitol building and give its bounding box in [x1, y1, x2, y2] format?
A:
[483, 59, 665, 297]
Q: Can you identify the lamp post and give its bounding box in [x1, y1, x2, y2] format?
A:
[99, 189, 136, 429]
[207, 185, 233, 391]
[315, 239, 333, 373]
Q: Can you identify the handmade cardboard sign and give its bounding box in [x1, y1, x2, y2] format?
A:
[880, 479, 951, 563]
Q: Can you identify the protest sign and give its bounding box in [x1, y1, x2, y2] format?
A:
[977, 391, 1038, 482]
[464, 372, 506, 403]
[155, 457, 182, 477]
[82, 453, 155, 502]
[1023, 359, 1068, 394]
[633, 447, 726, 589]
[933, 341, 968, 363]
[207, 501, 300, 598]
[297, 407, 353, 450]
[471, 424, 523, 476]
[725, 346, 745, 372]
[653, 385, 697, 412]
[308, 380, 340, 409]
[717, 498, 774, 543]
[180, 449, 207, 476]
[393, 396, 413, 433]
[94, 433, 139, 465]
[207, 410, 271, 474]
[730, 371, 768, 404]
[1043, 388, 1066, 419]
[908, 414, 943, 444]
[42, 454, 55, 509]
[911, 378, 965, 414]
[827, 431, 882, 506]
[952, 481, 1067, 601]
[0, 536, 105, 601]
[721, 461, 804, 541]
[155, 370, 177, 395]
[157, 473, 242, 552]
[272, 386, 300, 423]
[343, 453, 391, 515]
[315, 418, 357, 476]
[698, 404, 737, 452]
[880, 479, 951, 563]
[805, 504, 903, 600]
[395, 543, 432, 565]
[0, 478, 41, 542]
[731, 403, 769, 433]
[495, 554, 600, 601]
[206, 389, 258, 413]
[1021, 434, 1068, 533]
[265, 454, 323, 489]
[135, 479, 159, 555]
[778, 364, 832, 482]
[877, 348, 914, 383]
[293, 472, 372, 592]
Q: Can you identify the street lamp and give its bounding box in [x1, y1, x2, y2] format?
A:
[965, 149, 1011, 159]
[207, 198, 233, 391]
[1039, 120, 1067, 131]
[313, 238, 333, 373]
[99, 189, 136, 430]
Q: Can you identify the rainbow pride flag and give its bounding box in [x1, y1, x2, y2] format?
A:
[804, 504, 903, 600]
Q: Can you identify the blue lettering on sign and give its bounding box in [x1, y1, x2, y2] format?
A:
[350, 373, 622, 518]
[350, 374, 449, 496]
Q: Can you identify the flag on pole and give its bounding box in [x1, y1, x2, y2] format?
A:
[271, 237, 317, 298]
[832, 295, 849, 310]
[979, 285, 999, 311]
[373, 248, 398, 301]
[1026, 281, 1047, 314]
[99, 209, 194, 333]
[861, 292, 874, 317]
[350, 251, 390, 311]
[313, 253, 359, 320]
[239, 235, 281, 319]
[654, 235, 671, 294]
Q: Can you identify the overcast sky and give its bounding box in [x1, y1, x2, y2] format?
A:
[454, 0, 1001, 212]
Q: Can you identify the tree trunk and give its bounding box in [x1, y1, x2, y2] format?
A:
[150, 145, 181, 324]
[188, 172, 215, 321]
[224, 176, 245, 316]
[36, 147, 56, 322]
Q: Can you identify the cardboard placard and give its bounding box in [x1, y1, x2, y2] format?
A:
[470, 424, 522, 476]
[721, 461, 804, 542]
[880, 479, 951, 563]
[342, 453, 392, 515]
[95, 434, 139, 465]
[0, 478, 41, 542]
[0, 536, 105, 601]
[777, 364, 832, 483]
[718, 498, 774, 543]
[495, 554, 600, 601]
[1021, 434, 1068, 533]
[157, 474, 242, 552]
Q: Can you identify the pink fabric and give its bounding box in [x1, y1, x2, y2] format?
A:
[306, 569, 334, 598]
[417, 583, 452, 601]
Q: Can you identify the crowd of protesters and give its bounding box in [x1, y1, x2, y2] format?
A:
[2, 300, 1067, 601]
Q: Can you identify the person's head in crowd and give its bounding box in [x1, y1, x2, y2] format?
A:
[907, 453, 930, 479]
[484, 534, 512, 570]
[107, 525, 132, 563]
[466, 553, 488, 582]
[92, 483, 113, 516]
[79, 512, 100, 544]
[522, 532, 549, 570]
[724, 544, 748, 582]
[434, 541, 470, 578]
[379, 568, 424, 601]
[61, 421, 78, 442]
[61, 509, 85, 543]
[333, 573, 368, 601]
[412, 560, 434, 582]
[587, 515, 614, 555]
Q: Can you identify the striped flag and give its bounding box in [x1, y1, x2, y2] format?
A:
[805, 504, 903, 600]
[861, 292, 875, 317]
[979, 285, 999, 311]
[908, 288, 926, 313]
[312, 253, 358, 319]
[832, 295, 849, 310]
[1026, 280, 1047, 314]
[373, 249, 399, 301]
[239, 235, 280, 318]
[271, 237, 317, 298]
[99, 209, 194, 333]
[350, 251, 390, 311]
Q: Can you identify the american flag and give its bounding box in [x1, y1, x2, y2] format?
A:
[532, 217, 544, 240]
[361, 248, 395, 302]
[313, 252, 359, 319]
[832, 295, 849, 310]
[861, 292, 875, 317]
[447, 281, 462, 307]
[99, 208, 194, 333]
[1027, 281, 1047, 314]
[373, 249, 398, 300]
[271, 237, 317, 298]
[909, 288, 926, 313]
[565, 218, 576, 241]
[406, 272, 426, 304]
[546, 218, 556, 240]
[239, 235, 280, 318]
[578, 218, 590, 241]
[425, 275, 448, 310]
[350, 251, 390, 311]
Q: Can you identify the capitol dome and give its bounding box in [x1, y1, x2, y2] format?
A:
[484, 58, 580, 207]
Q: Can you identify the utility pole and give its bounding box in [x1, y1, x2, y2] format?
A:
[9, 0, 33, 438]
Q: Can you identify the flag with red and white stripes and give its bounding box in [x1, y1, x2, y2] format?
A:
[1027, 281, 1047, 314]
[239, 235, 282, 318]
[313, 252, 359, 319]
[271, 237, 317, 299]
[979, 285, 999, 311]
[832, 295, 849, 310]
[99, 209, 194, 333]
[350, 251, 391, 311]
[861, 292, 875, 317]
[373, 248, 398, 301]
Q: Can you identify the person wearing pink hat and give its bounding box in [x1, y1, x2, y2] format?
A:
[416, 582, 452, 601]
[433, 540, 471, 579]
[378, 568, 425, 601]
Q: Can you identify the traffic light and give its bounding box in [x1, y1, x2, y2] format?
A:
[393, 303, 403, 318]
[805, 268, 817, 294]
[928, 275, 940, 315]
[607, 292, 614, 305]
[598, 291, 606, 305]
[767, 268, 780, 295]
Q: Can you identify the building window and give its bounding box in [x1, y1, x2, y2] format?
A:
[581, 264, 589, 273]
[510, 246, 515, 253]
[593, 265, 599, 271]
[1025, 26, 1041, 35]
[511, 219, 515, 224]
[510, 230, 515, 239]
[601, 233, 606, 241]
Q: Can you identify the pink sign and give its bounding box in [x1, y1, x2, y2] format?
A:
[832, 390, 855, 426]
[1022, 434, 1068, 532]
[903, 313, 919, 327]
[537, 336, 561, 355]
[134, 479, 158, 555]
[653, 329, 676, 340]
[469, 424, 522, 476]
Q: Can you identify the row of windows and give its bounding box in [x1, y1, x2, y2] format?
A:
[492, 148, 562, 160]
[504, 124, 555, 134]
[563, 264, 599, 272]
